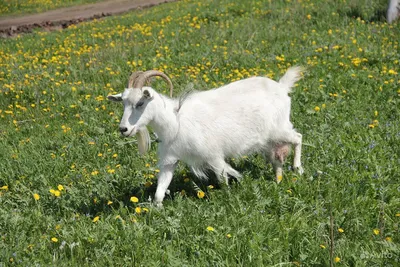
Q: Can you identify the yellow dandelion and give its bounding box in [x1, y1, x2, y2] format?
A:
[0, 185, 8, 190]
[143, 207, 149, 213]
[57, 184, 64, 191]
[206, 226, 215, 231]
[320, 244, 326, 249]
[107, 200, 113, 205]
[373, 229, 380, 235]
[226, 234, 232, 238]
[50, 189, 61, 197]
[385, 237, 392, 242]
[338, 228, 344, 233]
[51, 237, 58, 243]
[92, 216, 100, 223]
[396, 213, 400, 217]
[334, 257, 340, 263]
[197, 191, 205, 199]
[314, 106, 320, 112]
[130, 196, 139, 203]
[33, 193, 40, 201]
[135, 207, 142, 214]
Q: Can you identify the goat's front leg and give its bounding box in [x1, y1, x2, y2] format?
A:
[154, 163, 177, 207]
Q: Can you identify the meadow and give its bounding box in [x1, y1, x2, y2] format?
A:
[0, 0, 399, 265]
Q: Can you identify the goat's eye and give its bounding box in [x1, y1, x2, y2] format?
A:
[135, 101, 144, 108]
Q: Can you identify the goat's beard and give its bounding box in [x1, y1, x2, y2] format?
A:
[136, 127, 151, 155]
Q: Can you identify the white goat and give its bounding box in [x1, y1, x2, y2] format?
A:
[387, 0, 400, 23]
[108, 68, 304, 205]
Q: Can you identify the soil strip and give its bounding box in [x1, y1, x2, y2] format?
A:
[0, 0, 177, 37]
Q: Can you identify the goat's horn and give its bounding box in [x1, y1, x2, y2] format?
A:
[128, 71, 145, 88]
[134, 70, 174, 97]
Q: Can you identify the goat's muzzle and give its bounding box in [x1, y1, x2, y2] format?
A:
[119, 126, 128, 134]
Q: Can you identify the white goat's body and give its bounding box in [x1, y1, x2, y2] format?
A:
[109, 67, 304, 205]
[156, 77, 293, 177]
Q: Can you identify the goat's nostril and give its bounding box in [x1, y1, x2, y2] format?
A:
[119, 127, 128, 133]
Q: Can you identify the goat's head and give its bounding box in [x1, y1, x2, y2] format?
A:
[108, 70, 173, 153]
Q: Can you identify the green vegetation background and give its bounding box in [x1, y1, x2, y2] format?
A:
[0, 0, 399, 265]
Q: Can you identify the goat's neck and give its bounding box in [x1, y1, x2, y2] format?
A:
[149, 95, 179, 143]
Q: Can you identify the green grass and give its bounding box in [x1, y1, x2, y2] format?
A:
[0, 0, 399, 265]
[0, 0, 107, 17]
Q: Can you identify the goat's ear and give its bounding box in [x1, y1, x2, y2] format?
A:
[107, 93, 123, 102]
[143, 89, 153, 99]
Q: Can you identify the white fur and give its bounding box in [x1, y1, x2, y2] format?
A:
[108, 67, 304, 205]
[387, 0, 400, 23]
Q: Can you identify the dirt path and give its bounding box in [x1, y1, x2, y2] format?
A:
[0, 0, 176, 36]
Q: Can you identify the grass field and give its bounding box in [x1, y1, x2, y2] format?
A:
[0, 0, 106, 16]
[0, 0, 399, 265]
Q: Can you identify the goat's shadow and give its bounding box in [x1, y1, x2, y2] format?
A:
[74, 155, 277, 216]
[340, 6, 387, 23]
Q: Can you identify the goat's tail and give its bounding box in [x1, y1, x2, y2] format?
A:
[278, 66, 305, 92]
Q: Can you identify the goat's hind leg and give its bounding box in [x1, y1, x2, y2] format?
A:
[292, 132, 303, 174]
[210, 159, 242, 185]
[224, 163, 243, 182]
[265, 148, 285, 184]
[276, 130, 304, 175]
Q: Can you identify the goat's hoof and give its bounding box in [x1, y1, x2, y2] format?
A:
[153, 201, 163, 208]
[295, 166, 304, 175]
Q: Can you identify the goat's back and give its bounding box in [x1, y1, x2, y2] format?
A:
[175, 77, 293, 158]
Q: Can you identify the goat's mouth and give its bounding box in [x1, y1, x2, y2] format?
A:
[120, 128, 135, 138]
[125, 126, 138, 137]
